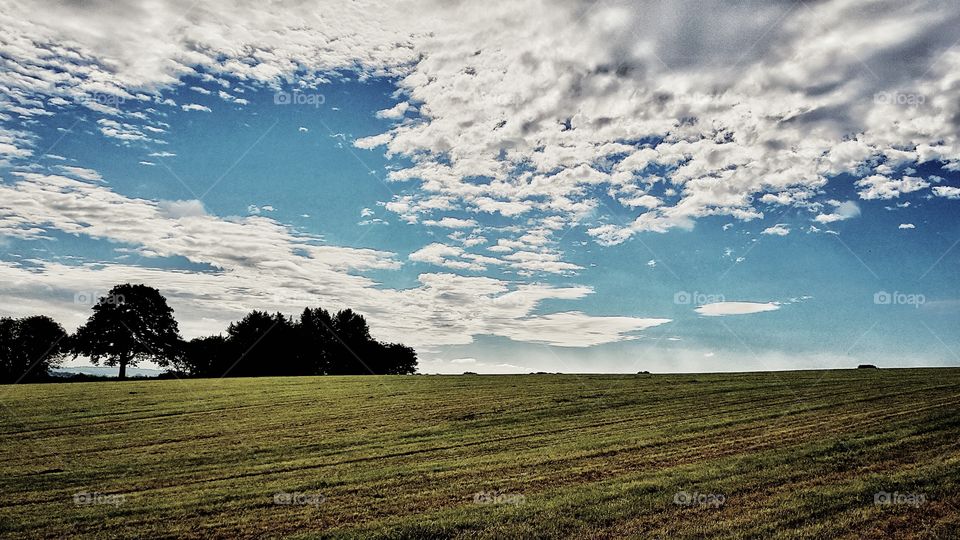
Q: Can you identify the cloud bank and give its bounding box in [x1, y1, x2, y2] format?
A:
[1, 0, 959, 353]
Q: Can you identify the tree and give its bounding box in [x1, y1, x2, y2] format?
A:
[71, 284, 181, 379]
[325, 309, 375, 375]
[178, 335, 230, 377]
[0, 316, 68, 383]
[378, 343, 418, 375]
[224, 311, 297, 377]
[296, 307, 337, 375]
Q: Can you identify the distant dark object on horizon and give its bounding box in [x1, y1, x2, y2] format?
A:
[462, 371, 477, 375]
[857, 364, 879, 369]
[638, 371, 651, 374]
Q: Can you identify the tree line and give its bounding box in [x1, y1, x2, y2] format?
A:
[0, 283, 417, 383]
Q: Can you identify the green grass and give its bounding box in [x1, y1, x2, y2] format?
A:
[1, 369, 959, 539]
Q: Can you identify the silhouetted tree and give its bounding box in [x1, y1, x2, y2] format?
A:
[71, 284, 181, 379]
[0, 316, 69, 383]
[296, 307, 337, 374]
[224, 311, 298, 377]
[178, 334, 230, 377]
[378, 342, 418, 375]
[325, 309, 376, 375]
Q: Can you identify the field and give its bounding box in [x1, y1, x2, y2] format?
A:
[1, 369, 959, 539]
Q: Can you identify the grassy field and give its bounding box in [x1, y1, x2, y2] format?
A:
[1, 369, 959, 539]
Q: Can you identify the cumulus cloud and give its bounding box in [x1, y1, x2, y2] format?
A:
[855, 175, 930, 200]
[423, 217, 478, 229]
[158, 199, 207, 219]
[375, 101, 412, 120]
[899, 223, 915, 229]
[932, 186, 960, 199]
[181, 103, 212, 112]
[761, 224, 790, 236]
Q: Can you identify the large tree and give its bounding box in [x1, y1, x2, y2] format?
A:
[72, 284, 181, 379]
[0, 316, 68, 383]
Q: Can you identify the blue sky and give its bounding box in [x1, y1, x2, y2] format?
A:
[1, 0, 959, 373]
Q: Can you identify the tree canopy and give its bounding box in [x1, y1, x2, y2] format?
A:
[0, 316, 69, 383]
[178, 307, 418, 377]
[71, 284, 182, 379]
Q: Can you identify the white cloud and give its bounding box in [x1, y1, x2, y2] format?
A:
[761, 224, 790, 236]
[97, 119, 155, 142]
[158, 199, 207, 219]
[181, 103, 211, 113]
[492, 311, 671, 348]
[0, 0, 953, 262]
[375, 101, 411, 120]
[695, 302, 781, 317]
[932, 186, 960, 199]
[1, 0, 959, 352]
[0, 173, 667, 348]
[855, 175, 930, 200]
[899, 223, 916, 229]
[423, 217, 478, 229]
[247, 204, 274, 215]
[814, 200, 861, 224]
[409, 243, 491, 272]
[56, 166, 102, 182]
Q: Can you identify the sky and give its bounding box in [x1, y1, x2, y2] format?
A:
[1, 0, 959, 374]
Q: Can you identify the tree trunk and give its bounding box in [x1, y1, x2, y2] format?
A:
[118, 359, 127, 380]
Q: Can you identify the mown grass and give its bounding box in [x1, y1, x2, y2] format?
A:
[0, 369, 958, 538]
